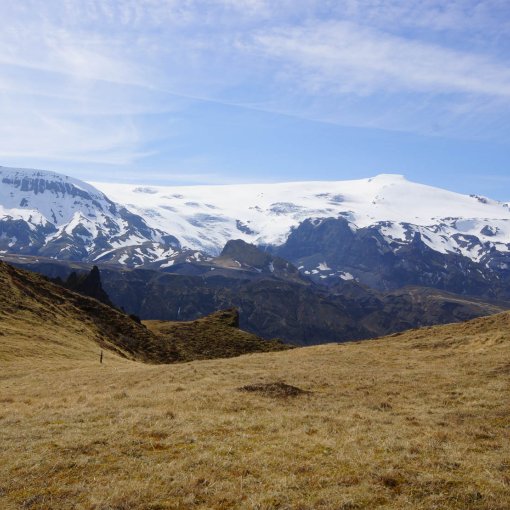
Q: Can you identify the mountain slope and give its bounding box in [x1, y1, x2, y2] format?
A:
[0, 260, 179, 363]
[93, 173, 510, 261]
[0, 166, 180, 266]
[0, 261, 287, 363]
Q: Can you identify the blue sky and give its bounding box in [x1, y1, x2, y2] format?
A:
[1, 0, 510, 199]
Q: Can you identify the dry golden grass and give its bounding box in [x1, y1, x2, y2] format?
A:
[1, 311, 509, 509]
[0, 260, 181, 364]
[144, 309, 291, 362]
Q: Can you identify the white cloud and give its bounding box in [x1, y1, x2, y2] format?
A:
[0, 0, 509, 170]
[249, 21, 510, 98]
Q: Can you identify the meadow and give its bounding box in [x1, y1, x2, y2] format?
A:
[1, 313, 509, 509]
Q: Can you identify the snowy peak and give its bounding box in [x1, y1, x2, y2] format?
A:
[0, 166, 115, 224]
[0, 166, 179, 264]
[0, 166, 103, 197]
[0, 167, 117, 232]
[92, 173, 510, 260]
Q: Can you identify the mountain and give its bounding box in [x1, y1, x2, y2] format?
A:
[274, 216, 510, 298]
[1, 165, 510, 301]
[0, 166, 180, 266]
[94, 173, 510, 299]
[94, 173, 510, 258]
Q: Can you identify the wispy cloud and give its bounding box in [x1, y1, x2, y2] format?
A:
[1, 0, 510, 172]
[248, 20, 510, 97]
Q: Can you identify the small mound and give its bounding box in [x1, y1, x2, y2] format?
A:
[145, 309, 291, 362]
[238, 382, 308, 398]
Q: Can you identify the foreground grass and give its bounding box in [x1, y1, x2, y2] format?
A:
[1, 316, 509, 509]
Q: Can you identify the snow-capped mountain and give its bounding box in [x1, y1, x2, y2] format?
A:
[93, 174, 510, 259]
[93, 174, 510, 297]
[1, 166, 509, 298]
[0, 166, 180, 265]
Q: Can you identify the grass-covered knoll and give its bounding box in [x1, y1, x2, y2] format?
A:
[145, 308, 291, 361]
[0, 260, 179, 363]
[1, 310, 509, 509]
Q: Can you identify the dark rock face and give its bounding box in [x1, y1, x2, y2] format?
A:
[274, 217, 510, 301]
[54, 266, 114, 307]
[277, 217, 356, 262]
[73, 266, 113, 306]
[221, 239, 272, 266]
[216, 239, 303, 281]
[98, 267, 505, 346]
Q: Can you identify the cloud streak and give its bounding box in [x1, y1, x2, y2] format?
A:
[249, 20, 510, 97]
[1, 0, 510, 172]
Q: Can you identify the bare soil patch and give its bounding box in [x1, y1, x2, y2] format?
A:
[238, 381, 309, 398]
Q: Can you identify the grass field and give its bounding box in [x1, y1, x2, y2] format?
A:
[1, 311, 509, 509]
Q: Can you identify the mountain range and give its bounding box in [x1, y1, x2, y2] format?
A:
[1, 164, 509, 342]
[94, 172, 510, 299]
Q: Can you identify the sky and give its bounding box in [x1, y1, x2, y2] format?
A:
[1, 0, 510, 199]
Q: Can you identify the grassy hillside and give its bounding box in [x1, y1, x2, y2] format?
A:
[145, 309, 291, 361]
[0, 260, 179, 363]
[1, 308, 508, 508]
[0, 261, 285, 365]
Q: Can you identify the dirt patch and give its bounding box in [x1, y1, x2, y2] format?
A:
[238, 382, 309, 398]
[493, 362, 510, 375]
